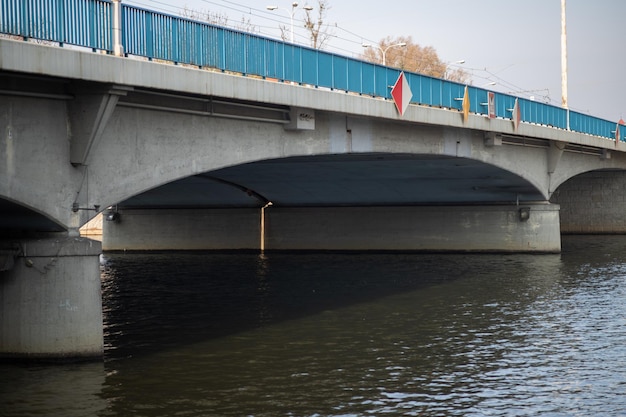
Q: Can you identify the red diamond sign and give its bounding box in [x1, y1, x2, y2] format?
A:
[391, 72, 412, 116]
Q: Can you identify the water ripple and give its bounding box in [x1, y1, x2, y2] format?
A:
[3, 237, 626, 416]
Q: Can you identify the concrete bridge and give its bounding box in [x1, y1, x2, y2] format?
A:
[2, 0, 626, 360]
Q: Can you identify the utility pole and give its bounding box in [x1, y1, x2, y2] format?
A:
[561, 0, 568, 108]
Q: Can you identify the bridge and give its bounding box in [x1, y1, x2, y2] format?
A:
[2, 0, 626, 360]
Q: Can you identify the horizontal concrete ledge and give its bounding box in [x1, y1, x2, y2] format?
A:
[103, 204, 561, 253]
[0, 351, 103, 363]
[18, 236, 102, 257]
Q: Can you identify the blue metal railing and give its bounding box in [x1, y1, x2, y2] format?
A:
[0, 0, 112, 50]
[1, 0, 623, 143]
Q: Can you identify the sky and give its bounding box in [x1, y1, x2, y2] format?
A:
[123, 0, 625, 122]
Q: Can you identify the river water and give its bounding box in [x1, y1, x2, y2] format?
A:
[1, 235, 626, 416]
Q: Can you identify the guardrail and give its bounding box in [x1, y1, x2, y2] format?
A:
[0, 0, 112, 50]
[1, 0, 623, 143]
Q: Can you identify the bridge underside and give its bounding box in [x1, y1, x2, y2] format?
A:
[103, 152, 558, 253]
[121, 153, 544, 208]
[0, 199, 65, 235]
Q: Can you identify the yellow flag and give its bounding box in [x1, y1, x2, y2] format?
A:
[462, 86, 470, 123]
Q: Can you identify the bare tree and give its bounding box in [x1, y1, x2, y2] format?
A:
[181, 6, 225, 25]
[181, 6, 258, 33]
[279, 25, 289, 42]
[362, 35, 470, 83]
[303, 0, 332, 49]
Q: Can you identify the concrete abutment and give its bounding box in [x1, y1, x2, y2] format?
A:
[0, 235, 103, 360]
[103, 204, 561, 253]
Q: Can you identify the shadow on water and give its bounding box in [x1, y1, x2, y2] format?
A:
[101, 251, 448, 359]
[97, 248, 575, 417]
[100, 250, 560, 361]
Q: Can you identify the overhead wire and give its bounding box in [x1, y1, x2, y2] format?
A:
[124, 0, 362, 53]
[123, 0, 561, 103]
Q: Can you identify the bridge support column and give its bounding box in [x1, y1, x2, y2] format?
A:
[0, 236, 103, 360]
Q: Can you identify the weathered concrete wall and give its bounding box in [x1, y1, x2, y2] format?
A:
[552, 170, 626, 233]
[0, 236, 103, 360]
[0, 95, 84, 230]
[103, 208, 260, 251]
[266, 205, 561, 253]
[102, 204, 561, 253]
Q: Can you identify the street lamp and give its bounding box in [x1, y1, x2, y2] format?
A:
[445, 59, 465, 79]
[362, 42, 407, 66]
[446, 59, 465, 69]
[267, 2, 313, 43]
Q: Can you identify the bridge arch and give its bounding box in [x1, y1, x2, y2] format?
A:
[0, 196, 66, 234]
[99, 150, 561, 253]
[551, 169, 626, 234]
[111, 152, 547, 210]
[88, 107, 554, 214]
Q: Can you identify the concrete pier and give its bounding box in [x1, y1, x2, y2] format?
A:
[0, 236, 103, 360]
[102, 204, 561, 253]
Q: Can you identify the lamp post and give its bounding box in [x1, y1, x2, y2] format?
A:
[362, 42, 407, 66]
[267, 2, 313, 43]
[447, 59, 466, 68]
[561, 0, 568, 108]
[445, 59, 465, 78]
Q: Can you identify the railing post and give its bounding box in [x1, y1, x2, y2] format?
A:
[112, 0, 124, 56]
[20, 0, 29, 39]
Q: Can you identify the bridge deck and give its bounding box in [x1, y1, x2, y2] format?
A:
[0, 0, 623, 144]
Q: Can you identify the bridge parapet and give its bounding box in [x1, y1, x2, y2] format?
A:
[0, 0, 623, 144]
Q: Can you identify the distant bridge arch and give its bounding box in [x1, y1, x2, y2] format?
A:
[551, 169, 626, 234]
